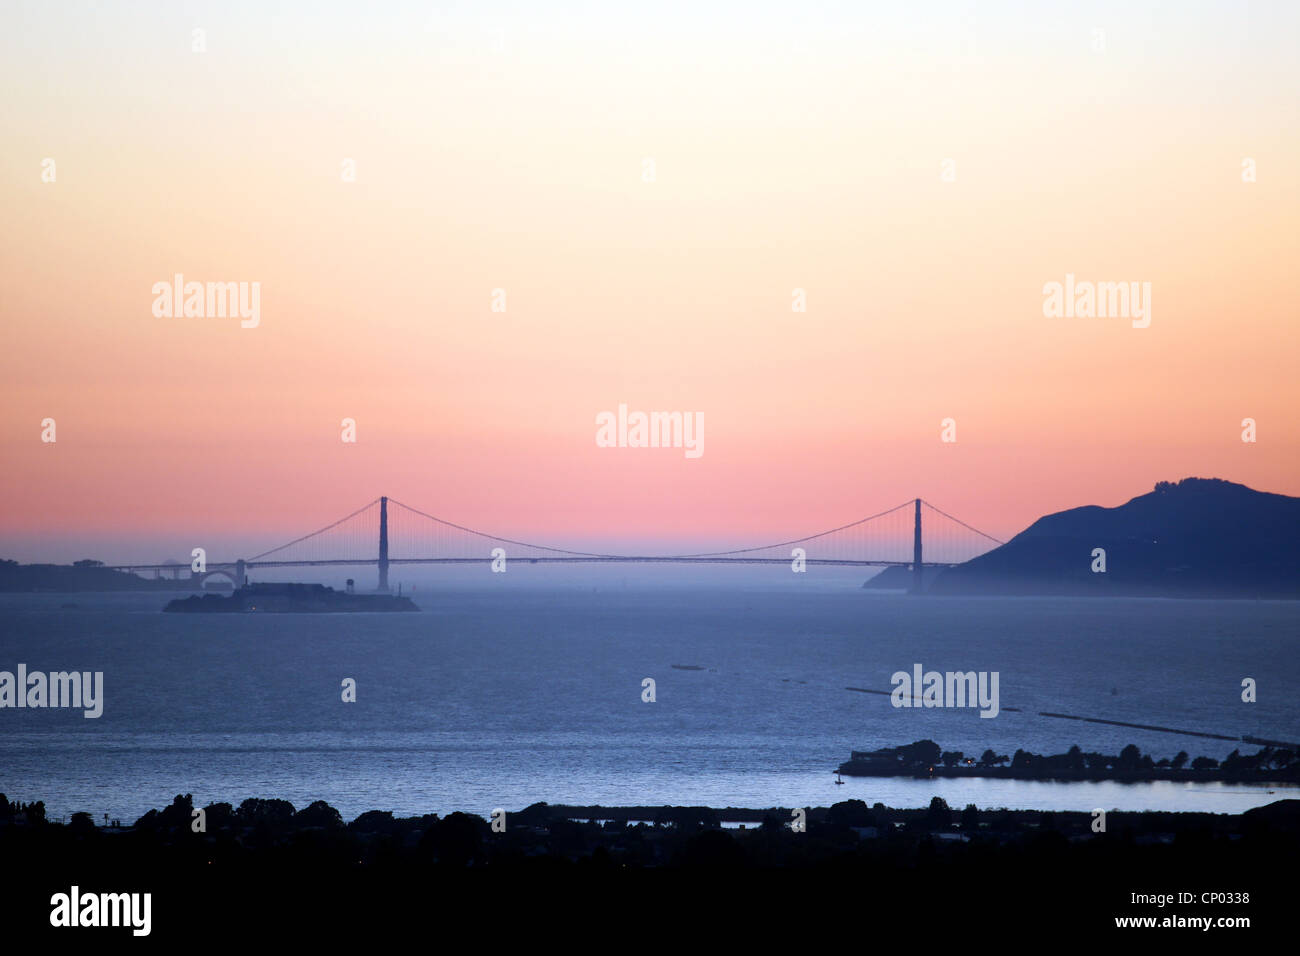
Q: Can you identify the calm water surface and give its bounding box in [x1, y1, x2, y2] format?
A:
[1, 579, 1296, 821]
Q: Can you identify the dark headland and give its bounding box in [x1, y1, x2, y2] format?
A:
[866, 477, 1300, 598]
[0, 559, 200, 592]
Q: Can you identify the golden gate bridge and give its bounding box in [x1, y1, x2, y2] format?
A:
[108, 496, 1004, 592]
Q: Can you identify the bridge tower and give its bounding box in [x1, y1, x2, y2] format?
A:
[911, 498, 923, 593]
[235, 559, 246, 587]
[378, 496, 390, 592]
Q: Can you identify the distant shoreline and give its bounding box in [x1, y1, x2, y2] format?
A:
[835, 765, 1300, 784]
[838, 740, 1300, 784]
[0, 561, 213, 593]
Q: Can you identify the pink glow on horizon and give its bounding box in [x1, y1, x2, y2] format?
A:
[1, 3, 1297, 562]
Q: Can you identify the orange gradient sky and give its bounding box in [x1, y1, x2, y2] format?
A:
[1, 1, 1297, 562]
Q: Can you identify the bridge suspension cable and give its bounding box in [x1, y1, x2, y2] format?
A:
[386, 498, 611, 558]
[921, 500, 1005, 545]
[192, 494, 1006, 571]
[245, 497, 381, 562]
[665, 499, 917, 558]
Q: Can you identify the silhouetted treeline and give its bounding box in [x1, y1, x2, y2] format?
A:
[0, 794, 46, 824]
[2, 789, 1292, 940]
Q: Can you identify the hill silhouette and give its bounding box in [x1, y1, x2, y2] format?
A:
[0, 559, 197, 592]
[928, 478, 1300, 598]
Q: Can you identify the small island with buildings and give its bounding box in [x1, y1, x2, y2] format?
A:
[163, 582, 419, 613]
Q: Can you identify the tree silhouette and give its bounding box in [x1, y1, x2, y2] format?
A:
[927, 796, 952, 828]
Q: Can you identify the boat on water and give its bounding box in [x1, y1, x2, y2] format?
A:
[164, 582, 419, 613]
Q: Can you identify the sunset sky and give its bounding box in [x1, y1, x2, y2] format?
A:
[2, 1, 1297, 563]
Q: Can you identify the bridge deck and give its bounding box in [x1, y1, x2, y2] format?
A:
[113, 557, 957, 572]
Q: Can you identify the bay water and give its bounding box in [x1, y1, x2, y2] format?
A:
[2, 572, 1296, 822]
